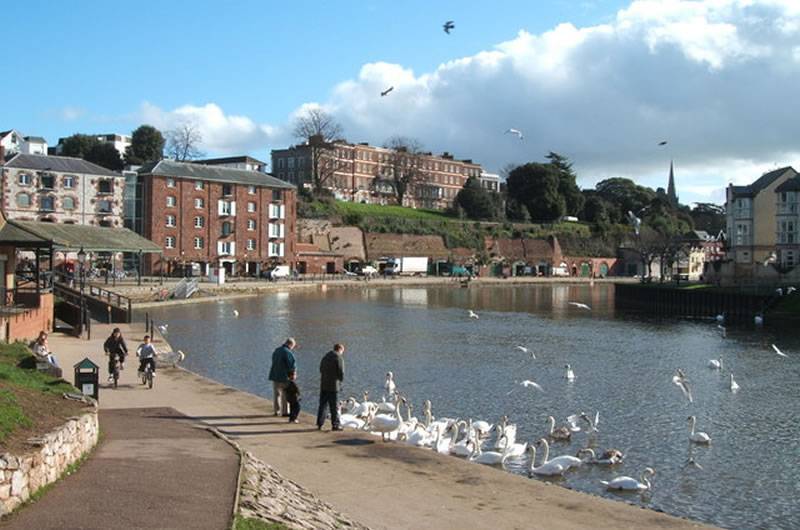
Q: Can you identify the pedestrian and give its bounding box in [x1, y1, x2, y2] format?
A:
[317, 343, 345, 431]
[285, 371, 301, 423]
[103, 327, 128, 382]
[268, 338, 296, 417]
[31, 331, 58, 367]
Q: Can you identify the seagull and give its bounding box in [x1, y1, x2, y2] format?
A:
[729, 373, 740, 392]
[580, 411, 600, 435]
[754, 314, 764, 326]
[468, 310, 479, 319]
[627, 210, 642, 236]
[443, 20, 455, 34]
[157, 324, 168, 334]
[715, 314, 725, 324]
[568, 302, 591, 311]
[232, 309, 239, 317]
[717, 324, 726, 338]
[515, 346, 535, 359]
[772, 344, 788, 358]
[177, 350, 186, 362]
[380, 86, 394, 97]
[672, 369, 693, 403]
[566, 414, 583, 433]
[504, 128, 523, 140]
[520, 380, 544, 392]
[776, 287, 783, 296]
[787, 286, 796, 294]
[658, 141, 668, 146]
[565, 364, 576, 382]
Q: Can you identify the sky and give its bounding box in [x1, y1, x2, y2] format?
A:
[5, 0, 800, 206]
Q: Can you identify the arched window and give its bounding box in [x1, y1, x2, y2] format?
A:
[40, 196, 55, 211]
[62, 196, 76, 210]
[16, 193, 31, 207]
[221, 221, 232, 236]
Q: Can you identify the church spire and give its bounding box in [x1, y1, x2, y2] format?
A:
[667, 160, 678, 206]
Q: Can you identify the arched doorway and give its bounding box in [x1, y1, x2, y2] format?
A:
[580, 262, 591, 277]
[599, 262, 609, 278]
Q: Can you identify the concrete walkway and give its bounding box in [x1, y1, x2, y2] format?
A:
[45, 323, 712, 530]
[1, 407, 238, 530]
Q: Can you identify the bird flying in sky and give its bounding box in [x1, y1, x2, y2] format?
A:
[516, 345, 535, 359]
[568, 302, 591, 311]
[520, 380, 544, 392]
[443, 21, 455, 34]
[504, 128, 523, 140]
[380, 86, 394, 97]
[468, 310, 479, 319]
[658, 141, 668, 146]
[772, 344, 788, 358]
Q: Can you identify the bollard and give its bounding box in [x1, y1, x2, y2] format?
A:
[107, 305, 112, 324]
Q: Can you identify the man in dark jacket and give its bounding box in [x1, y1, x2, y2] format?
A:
[103, 328, 128, 381]
[268, 338, 297, 417]
[317, 343, 345, 431]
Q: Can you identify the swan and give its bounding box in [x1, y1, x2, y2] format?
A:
[356, 391, 376, 417]
[527, 444, 567, 477]
[730, 373, 740, 392]
[451, 420, 475, 457]
[546, 416, 572, 442]
[687, 415, 711, 444]
[493, 415, 517, 449]
[369, 397, 406, 441]
[708, 357, 723, 370]
[601, 467, 655, 492]
[384, 371, 396, 399]
[577, 448, 624, 465]
[472, 420, 493, 439]
[497, 434, 527, 459]
[536, 438, 582, 470]
[469, 439, 511, 467]
[232, 309, 239, 317]
[404, 423, 433, 447]
[565, 364, 576, 382]
[754, 314, 764, 326]
[434, 423, 458, 454]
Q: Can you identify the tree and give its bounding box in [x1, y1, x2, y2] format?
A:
[59, 134, 99, 159]
[580, 191, 612, 225]
[690, 203, 726, 234]
[506, 163, 565, 221]
[165, 122, 204, 161]
[595, 177, 656, 224]
[292, 108, 343, 142]
[546, 152, 584, 216]
[382, 136, 426, 206]
[455, 177, 497, 220]
[85, 143, 123, 171]
[125, 125, 165, 165]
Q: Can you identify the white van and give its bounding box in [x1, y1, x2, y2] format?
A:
[268, 266, 291, 280]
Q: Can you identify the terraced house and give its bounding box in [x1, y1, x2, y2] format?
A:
[0, 152, 125, 227]
[136, 160, 296, 277]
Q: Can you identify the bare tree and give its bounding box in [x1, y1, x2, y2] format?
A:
[165, 122, 204, 161]
[307, 135, 345, 194]
[292, 108, 343, 142]
[382, 136, 426, 206]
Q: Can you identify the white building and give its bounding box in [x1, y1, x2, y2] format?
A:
[1, 130, 24, 155]
[479, 171, 501, 192]
[21, 136, 48, 155]
[55, 133, 132, 158]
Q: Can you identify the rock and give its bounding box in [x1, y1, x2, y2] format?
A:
[0, 484, 8, 500]
[10, 471, 26, 496]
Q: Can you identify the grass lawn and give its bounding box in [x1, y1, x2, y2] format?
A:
[234, 515, 290, 530]
[334, 201, 453, 221]
[0, 342, 86, 451]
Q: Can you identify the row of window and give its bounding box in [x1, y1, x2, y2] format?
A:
[165, 196, 284, 213]
[165, 178, 283, 200]
[15, 194, 114, 212]
[164, 237, 284, 255]
[165, 216, 283, 234]
[17, 173, 117, 193]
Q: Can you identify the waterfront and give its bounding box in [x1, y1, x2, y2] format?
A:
[147, 283, 800, 530]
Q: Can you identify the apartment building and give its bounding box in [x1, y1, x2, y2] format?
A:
[0, 152, 125, 227]
[136, 160, 296, 276]
[725, 166, 799, 268]
[271, 138, 482, 209]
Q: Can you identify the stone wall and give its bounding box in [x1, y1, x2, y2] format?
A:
[0, 410, 98, 516]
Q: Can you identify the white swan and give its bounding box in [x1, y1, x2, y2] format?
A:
[493, 415, 517, 449]
[687, 415, 711, 444]
[601, 467, 655, 492]
[497, 434, 527, 459]
[536, 438, 582, 470]
[546, 416, 572, 442]
[577, 448, 624, 465]
[384, 371, 396, 399]
[565, 364, 576, 382]
[451, 420, 475, 457]
[472, 420, 493, 439]
[369, 397, 405, 441]
[469, 439, 511, 467]
[708, 357, 723, 370]
[730, 373, 740, 392]
[404, 423, 433, 447]
[527, 444, 566, 477]
[434, 423, 458, 454]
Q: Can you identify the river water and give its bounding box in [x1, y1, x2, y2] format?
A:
[145, 283, 800, 530]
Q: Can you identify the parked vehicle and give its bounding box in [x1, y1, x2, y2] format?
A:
[387, 257, 429, 276]
[263, 266, 291, 280]
[359, 265, 378, 276]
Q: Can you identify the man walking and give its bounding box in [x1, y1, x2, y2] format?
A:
[317, 343, 345, 431]
[268, 338, 297, 417]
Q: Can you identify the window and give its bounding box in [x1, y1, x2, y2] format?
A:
[40, 174, 55, 189]
[166, 177, 176, 188]
[193, 237, 204, 249]
[268, 242, 285, 257]
[272, 189, 283, 201]
[247, 201, 256, 213]
[194, 197, 204, 209]
[222, 183, 233, 196]
[218, 241, 234, 255]
[194, 181, 204, 190]
[247, 219, 256, 231]
[268, 204, 285, 219]
[98, 179, 113, 193]
[165, 236, 175, 249]
[248, 185, 256, 195]
[40, 196, 55, 211]
[218, 200, 235, 216]
[268, 223, 285, 238]
[288, 157, 295, 169]
[98, 199, 112, 213]
[221, 221, 233, 236]
[247, 239, 256, 251]
[277, 158, 285, 169]
[18, 173, 31, 185]
[63, 176, 75, 189]
[16, 193, 31, 207]
[62, 197, 75, 210]
[166, 196, 176, 207]
[166, 215, 176, 227]
[194, 216, 204, 228]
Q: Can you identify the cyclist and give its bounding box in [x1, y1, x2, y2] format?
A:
[104, 328, 128, 382]
[136, 335, 158, 380]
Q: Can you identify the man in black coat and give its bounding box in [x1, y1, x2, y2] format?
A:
[317, 343, 345, 431]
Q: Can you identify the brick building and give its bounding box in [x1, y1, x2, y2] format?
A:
[136, 160, 296, 276]
[271, 138, 482, 209]
[0, 152, 125, 227]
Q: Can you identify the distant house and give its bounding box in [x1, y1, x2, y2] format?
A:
[55, 133, 131, 158]
[0, 130, 23, 156]
[21, 136, 48, 155]
[193, 156, 267, 173]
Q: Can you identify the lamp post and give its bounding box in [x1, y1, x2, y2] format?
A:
[77, 247, 86, 337]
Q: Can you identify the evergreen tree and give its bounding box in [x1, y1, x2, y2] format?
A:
[125, 125, 165, 165]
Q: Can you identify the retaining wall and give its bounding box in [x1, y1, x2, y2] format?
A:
[0, 410, 98, 516]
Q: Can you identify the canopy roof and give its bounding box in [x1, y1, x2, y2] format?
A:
[0, 219, 162, 253]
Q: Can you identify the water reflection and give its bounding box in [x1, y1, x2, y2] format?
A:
[146, 284, 800, 530]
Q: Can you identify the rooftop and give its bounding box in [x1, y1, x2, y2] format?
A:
[138, 159, 294, 189]
[0, 219, 161, 253]
[193, 155, 267, 167]
[23, 136, 47, 143]
[730, 166, 796, 197]
[3, 153, 121, 177]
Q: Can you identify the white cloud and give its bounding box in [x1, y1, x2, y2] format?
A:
[59, 106, 85, 121]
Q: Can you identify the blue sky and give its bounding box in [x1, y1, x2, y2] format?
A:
[5, 1, 800, 205]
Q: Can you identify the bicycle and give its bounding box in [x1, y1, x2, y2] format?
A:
[110, 353, 121, 388]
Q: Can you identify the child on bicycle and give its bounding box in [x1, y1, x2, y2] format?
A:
[136, 335, 157, 377]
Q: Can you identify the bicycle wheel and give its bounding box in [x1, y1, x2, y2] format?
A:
[147, 371, 153, 389]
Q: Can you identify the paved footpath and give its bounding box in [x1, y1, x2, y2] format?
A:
[1, 407, 238, 530]
[36, 323, 712, 530]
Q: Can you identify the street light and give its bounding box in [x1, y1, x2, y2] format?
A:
[77, 247, 86, 337]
